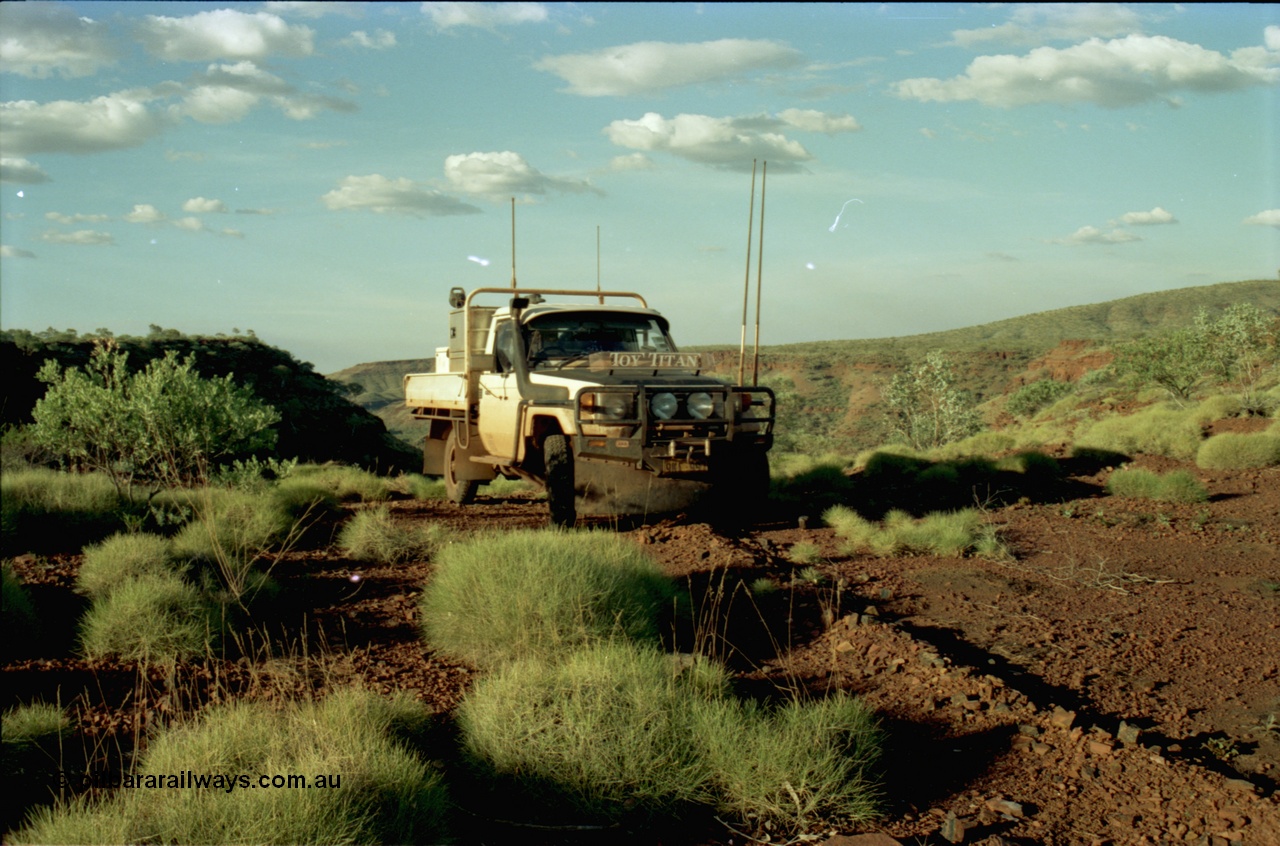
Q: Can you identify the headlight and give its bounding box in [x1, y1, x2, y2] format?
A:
[581, 391, 634, 420]
[650, 392, 678, 420]
[687, 391, 719, 420]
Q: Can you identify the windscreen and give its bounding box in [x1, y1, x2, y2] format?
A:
[525, 313, 675, 368]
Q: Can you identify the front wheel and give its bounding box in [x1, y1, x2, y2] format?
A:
[444, 428, 479, 505]
[543, 434, 576, 528]
[709, 449, 770, 529]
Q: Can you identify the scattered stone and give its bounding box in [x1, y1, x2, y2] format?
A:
[985, 798, 1025, 818]
[939, 811, 967, 843]
[1049, 706, 1076, 730]
[821, 834, 902, 846]
[1117, 721, 1141, 745]
[1088, 739, 1114, 757]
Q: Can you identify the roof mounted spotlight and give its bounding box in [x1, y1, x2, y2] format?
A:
[448, 287, 466, 308]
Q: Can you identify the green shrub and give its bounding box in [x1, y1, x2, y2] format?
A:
[824, 506, 1003, 558]
[14, 689, 449, 845]
[30, 343, 278, 495]
[76, 533, 180, 601]
[458, 643, 722, 821]
[1196, 432, 1280, 470]
[1075, 404, 1203, 460]
[1105, 468, 1209, 503]
[1006, 379, 1074, 418]
[691, 692, 881, 829]
[338, 506, 445, 565]
[79, 573, 219, 663]
[1, 468, 125, 555]
[420, 530, 675, 669]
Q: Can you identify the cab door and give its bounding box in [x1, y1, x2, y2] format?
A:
[477, 318, 522, 461]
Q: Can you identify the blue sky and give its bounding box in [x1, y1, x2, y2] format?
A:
[2, 2, 1278, 373]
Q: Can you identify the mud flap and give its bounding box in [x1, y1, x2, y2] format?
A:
[573, 461, 711, 517]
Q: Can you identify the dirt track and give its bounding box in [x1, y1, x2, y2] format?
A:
[5, 451, 1279, 845]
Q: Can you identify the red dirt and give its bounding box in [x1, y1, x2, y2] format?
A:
[5, 455, 1279, 845]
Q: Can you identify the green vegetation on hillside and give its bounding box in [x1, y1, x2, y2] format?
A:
[1, 326, 416, 472]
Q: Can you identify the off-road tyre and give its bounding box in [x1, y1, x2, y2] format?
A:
[444, 428, 479, 506]
[544, 434, 576, 528]
[709, 448, 771, 531]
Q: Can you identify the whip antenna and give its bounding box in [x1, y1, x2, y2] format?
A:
[510, 197, 516, 289]
[752, 161, 767, 386]
[738, 159, 757, 386]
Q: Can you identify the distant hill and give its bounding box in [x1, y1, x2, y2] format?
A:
[329, 279, 1279, 454]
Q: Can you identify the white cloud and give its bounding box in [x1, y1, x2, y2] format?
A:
[137, 9, 314, 62]
[124, 204, 166, 224]
[0, 93, 166, 156]
[1052, 225, 1142, 245]
[265, 2, 364, 19]
[46, 211, 109, 224]
[174, 216, 206, 232]
[1114, 206, 1177, 225]
[775, 108, 861, 134]
[609, 153, 655, 172]
[321, 174, 481, 216]
[422, 2, 548, 30]
[952, 3, 1145, 48]
[1267, 26, 1280, 52]
[444, 151, 597, 200]
[604, 112, 812, 171]
[1, 245, 37, 259]
[183, 197, 228, 213]
[342, 30, 397, 49]
[0, 2, 117, 78]
[1243, 209, 1280, 228]
[535, 39, 802, 97]
[178, 83, 261, 124]
[0, 157, 51, 184]
[39, 229, 114, 246]
[894, 35, 1280, 108]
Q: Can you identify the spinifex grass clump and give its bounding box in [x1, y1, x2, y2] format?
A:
[76, 532, 182, 601]
[281, 463, 391, 503]
[459, 641, 883, 829]
[690, 691, 881, 828]
[338, 505, 446, 565]
[78, 572, 219, 663]
[458, 642, 722, 822]
[1105, 467, 1209, 503]
[0, 468, 125, 556]
[419, 530, 675, 669]
[14, 688, 449, 846]
[2, 563, 38, 650]
[1075, 404, 1204, 460]
[169, 486, 299, 606]
[824, 506, 1005, 558]
[1196, 430, 1280, 470]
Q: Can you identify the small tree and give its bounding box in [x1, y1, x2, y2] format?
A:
[1195, 303, 1279, 412]
[882, 350, 982, 450]
[31, 341, 279, 496]
[1111, 327, 1211, 407]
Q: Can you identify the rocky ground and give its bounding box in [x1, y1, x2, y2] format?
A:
[5, 451, 1279, 845]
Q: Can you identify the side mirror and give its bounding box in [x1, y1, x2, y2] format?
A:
[510, 296, 530, 310]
